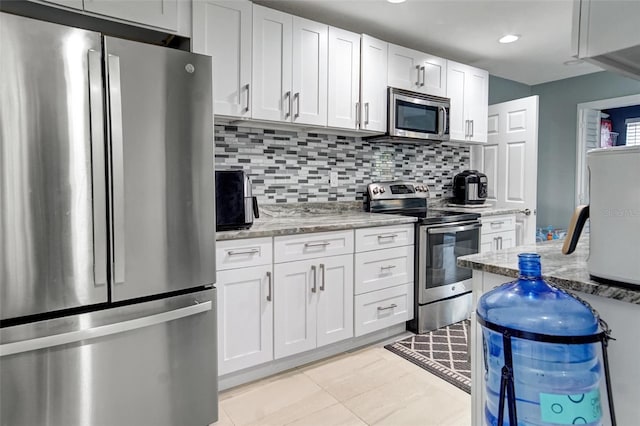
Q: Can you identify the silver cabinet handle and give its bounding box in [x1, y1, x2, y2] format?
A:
[377, 304, 397, 311]
[470, 119, 474, 138]
[377, 234, 398, 240]
[415, 65, 421, 86]
[107, 53, 125, 286]
[420, 65, 426, 87]
[428, 223, 482, 235]
[364, 102, 370, 125]
[0, 301, 212, 357]
[465, 120, 469, 137]
[380, 265, 396, 270]
[304, 241, 330, 248]
[227, 248, 259, 256]
[494, 237, 499, 251]
[490, 221, 505, 226]
[294, 92, 300, 119]
[499, 236, 503, 250]
[355, 102, 360, 128]
[244, 83, 250, 113]
[266, 271, 272, 302]
[88, 49, 107, 287]
[311, 265, 317, 293]
[319, 264, 325, 291]
[284, 91, 291, 118]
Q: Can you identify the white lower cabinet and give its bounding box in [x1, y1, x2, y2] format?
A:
[274, 254, 354, 359]
[217, 264, 273, 375]
[354, 284, 412, 337]
[479, 214, 516, 253]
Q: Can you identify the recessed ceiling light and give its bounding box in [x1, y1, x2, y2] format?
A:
[387, 0, 406, 3]
[563, 59, 585, 66]
[498, 34, 520, 44]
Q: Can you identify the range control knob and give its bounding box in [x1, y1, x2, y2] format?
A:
[380, 187, 386, 193]
[372, 187, 379, 194]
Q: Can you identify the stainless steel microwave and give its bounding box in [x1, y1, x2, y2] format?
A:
[387, 87, 450, 142]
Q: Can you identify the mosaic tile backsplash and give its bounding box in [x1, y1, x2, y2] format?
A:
[215, 124, 470, 204]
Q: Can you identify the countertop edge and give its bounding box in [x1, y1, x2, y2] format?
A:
[216, 215, 417, 241]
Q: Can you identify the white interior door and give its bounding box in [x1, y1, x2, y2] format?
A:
[472, 96, 539, 245]
[576, 108, 601, 205]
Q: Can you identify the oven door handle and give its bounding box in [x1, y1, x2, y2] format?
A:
[427, 223, 482, 234]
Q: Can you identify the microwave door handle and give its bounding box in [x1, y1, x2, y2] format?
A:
[438, 106, 447, 137]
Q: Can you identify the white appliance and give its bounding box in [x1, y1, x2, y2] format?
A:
[563, 145, 640, 286]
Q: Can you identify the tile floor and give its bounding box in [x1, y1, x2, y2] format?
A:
[215, 343, 471, 426]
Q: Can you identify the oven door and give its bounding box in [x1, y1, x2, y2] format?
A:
[389, 90, 449, 141]
[418, 221, 481, 304]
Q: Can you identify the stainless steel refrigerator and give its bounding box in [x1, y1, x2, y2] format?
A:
[0, 12, 217, 425]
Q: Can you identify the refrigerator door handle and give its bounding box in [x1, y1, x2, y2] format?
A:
[0, 301, 212, 357]
[88, 49, 108, 287]
[107, 53, 126, 286]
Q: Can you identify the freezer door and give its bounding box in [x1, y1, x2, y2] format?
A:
[104, 37, 215, 301]
[0, 13, 109, 320]
[0, 289, 218, 426]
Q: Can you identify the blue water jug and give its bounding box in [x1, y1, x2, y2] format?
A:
[477, 253, 602, 426]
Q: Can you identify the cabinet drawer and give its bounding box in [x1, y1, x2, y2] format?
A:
[481, 215, 516, 234]
[354, 284, 413, 337]
[355, 224, 415, 252]
[274, 230, 354, 263]
[216, 237, 273, 271]
[355, 246, 414, 295]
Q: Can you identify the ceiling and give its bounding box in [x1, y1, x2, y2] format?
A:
[253, 0, 603, 86]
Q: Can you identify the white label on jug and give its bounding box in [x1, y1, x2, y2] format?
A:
[539, 389, 602, 424]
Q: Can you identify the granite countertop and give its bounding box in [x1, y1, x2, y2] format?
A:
[216, 202, 417, 241]
[457, 237, 640, 305]
[430, 204, 522, 217]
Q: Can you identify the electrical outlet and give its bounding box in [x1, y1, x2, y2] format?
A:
[330, 171, 339, 188]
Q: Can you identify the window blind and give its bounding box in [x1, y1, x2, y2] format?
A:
[626, 117, 640, 146]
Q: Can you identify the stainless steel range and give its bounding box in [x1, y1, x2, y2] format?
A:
[364, 181, 481, 333]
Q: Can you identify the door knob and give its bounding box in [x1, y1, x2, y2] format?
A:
[522, 208, 532, 216]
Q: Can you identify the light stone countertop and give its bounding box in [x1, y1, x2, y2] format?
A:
[429, 204, 522, 217]
[216, 202, 417, 241]
[457, 236, 640, 305]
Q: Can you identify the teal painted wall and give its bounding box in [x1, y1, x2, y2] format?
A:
[531, 71, 640, 229]
[488, 75, 532, 105]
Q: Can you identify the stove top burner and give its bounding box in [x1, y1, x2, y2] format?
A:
[365, 180, 480, 225]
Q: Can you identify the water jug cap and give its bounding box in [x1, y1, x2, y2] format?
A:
[518, 253, 541, 278]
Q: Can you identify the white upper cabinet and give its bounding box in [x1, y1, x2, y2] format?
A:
[388, 44, 446, 97]
[327, 27, 360, 129]
[446, 60, 488, 143]
[292, 17, 328, 126]
[252, 4, 293, 122]
[83, 0, 178, 31]
[360, 34, 388, 133]
[192, 0, 252, 118]
[388, 44, 423, 92]
[252, 5, 328, 125]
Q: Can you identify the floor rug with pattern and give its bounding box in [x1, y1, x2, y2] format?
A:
[384, 320, 471, 394]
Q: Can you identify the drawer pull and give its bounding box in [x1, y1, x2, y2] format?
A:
[490, 221, 505, 226]
[377, 234, 398, 240]
[380, 265, 397, 270]
[377, 303, 397, 311]
[227, 248, 259, 256]
[319, 263, 325, 291]
[304, 241, 331, 248]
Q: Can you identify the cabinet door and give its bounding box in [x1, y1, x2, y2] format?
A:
[466, 66, 488, 143]
[217, 265, 273, 375]
[316, 254, 354, 348]
[274, 259, 318, 359]
[328, 27, 360, 129]
[252, 4, 293, 122]
[420, 54, 447, 97]
[387, 44, 421, 91]
[360, 34, 388, 132]
[192, 0, 252, 118]
[291, 17, 328, 126]
[480, 238, 495, 254]
[83, 0, 178, 31]
[446, 60, 468, 142]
